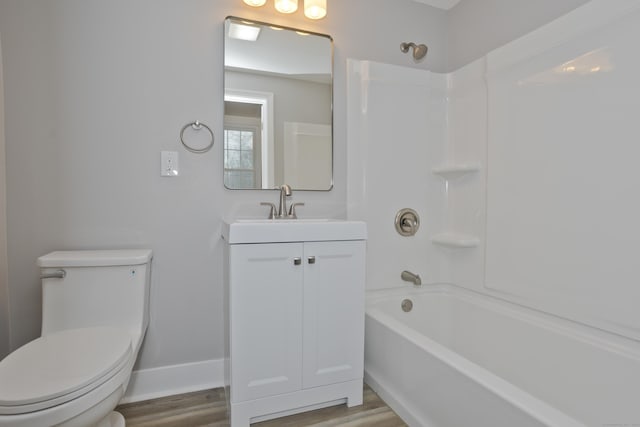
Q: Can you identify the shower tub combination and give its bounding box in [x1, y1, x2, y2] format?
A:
[354, 1, 640, 426]
[364, 285, 640, 427]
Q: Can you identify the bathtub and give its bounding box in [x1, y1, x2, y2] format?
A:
[364, 285, 640, 427]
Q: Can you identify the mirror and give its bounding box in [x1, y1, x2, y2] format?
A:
[224, 17, 333, 190]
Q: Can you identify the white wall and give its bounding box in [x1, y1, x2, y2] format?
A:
[447, 0, 589, 70]
[0, 0, 447, 375]
[0, 34, 10, 359]
[351, 0, 640, 344]
[347, 60, 449, 290]
[443, 1, 640, 341]
[481, 1, 640, 341]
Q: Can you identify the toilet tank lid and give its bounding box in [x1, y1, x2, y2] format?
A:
[37, 249, 153, 268]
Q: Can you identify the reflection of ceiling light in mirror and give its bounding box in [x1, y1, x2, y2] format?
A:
[243, 0, 267, 6]
[229, 22, 261, 41]
[304, 0, 326, 19]
[296, 31, 310, 36]
[275, 0, 298, 14]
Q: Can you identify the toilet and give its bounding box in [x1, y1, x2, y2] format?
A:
[0, 249, 153, 427]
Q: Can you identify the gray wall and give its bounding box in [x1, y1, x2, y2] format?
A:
[0, 0, 446, 365]
[446, 0, 589, 70]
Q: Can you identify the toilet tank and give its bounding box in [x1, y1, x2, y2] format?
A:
[37, 249, 153, 337]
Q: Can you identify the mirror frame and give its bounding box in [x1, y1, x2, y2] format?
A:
[223, 16, 334, 191]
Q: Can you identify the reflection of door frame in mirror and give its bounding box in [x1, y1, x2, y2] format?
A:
[225, 89, 275, 189]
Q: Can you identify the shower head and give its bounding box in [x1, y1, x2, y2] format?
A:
[412, 44, 428, 60]
[400, 42, 428, 61]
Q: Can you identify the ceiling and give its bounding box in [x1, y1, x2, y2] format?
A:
[412, 0, 461, 10]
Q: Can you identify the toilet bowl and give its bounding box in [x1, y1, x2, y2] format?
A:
[0, 249, 152, 427]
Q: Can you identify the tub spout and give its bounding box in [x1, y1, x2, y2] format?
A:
[401, 270, 422, 286]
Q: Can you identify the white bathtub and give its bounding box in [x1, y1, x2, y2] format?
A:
[364, 285, 640, 427]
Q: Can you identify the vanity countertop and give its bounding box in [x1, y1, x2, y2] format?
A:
[222, 219, 367, 244]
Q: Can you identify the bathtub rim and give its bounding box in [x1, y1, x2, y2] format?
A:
[365, 284, 640, 427]
[367, 284, 640, 360]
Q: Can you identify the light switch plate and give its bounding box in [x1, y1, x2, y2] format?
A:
[161, 151, 179, 177]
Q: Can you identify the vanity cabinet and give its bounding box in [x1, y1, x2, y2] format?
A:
[223, 221, 366, 426]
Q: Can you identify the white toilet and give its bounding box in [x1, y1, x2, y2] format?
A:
[0, 249, 153, 427]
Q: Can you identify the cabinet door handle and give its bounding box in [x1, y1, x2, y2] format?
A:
[308, 256, 316, 264]
[293, 257, 302, 265]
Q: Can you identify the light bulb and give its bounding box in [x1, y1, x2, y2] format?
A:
[243, 0, 267, 6]
[275, 0, 298, 14]
[304, 0, 326, 19]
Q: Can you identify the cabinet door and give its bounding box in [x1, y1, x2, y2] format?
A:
[302, 240, 366, 388]
[230, 243, 304, 402]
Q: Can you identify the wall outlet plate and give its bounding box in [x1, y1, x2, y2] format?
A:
[161, 151, 179, 177]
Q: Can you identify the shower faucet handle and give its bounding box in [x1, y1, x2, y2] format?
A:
[395, 208, 420, 236]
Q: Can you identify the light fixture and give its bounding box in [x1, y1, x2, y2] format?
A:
[228, 21, 261, 41]
[242, 0, 326, 20]
[275, 0, 298, 14]
[304, 0, 326, 20]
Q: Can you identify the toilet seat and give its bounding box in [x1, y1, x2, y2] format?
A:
[0, 327, 132, 415]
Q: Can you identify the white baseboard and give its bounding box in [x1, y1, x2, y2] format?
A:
[120, 358, 226, 404]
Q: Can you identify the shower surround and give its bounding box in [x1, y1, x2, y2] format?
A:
[348, 1, 640, 425]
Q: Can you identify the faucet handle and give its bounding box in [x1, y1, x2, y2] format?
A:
[288, 202, 305, 219]
[260, 202, 277, 219]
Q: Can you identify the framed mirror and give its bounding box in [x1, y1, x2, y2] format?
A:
[224, 17, 333, 190]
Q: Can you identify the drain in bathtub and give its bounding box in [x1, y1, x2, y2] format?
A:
[401, 299, 413, 312]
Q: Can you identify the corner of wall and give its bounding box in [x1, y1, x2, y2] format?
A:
[0, 35, 12, 359]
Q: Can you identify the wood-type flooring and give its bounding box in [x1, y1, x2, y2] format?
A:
[117, 384, 407, 427]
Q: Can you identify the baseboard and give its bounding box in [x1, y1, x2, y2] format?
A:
[120, 358, 225, 404]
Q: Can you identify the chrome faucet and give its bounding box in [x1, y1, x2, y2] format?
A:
[401, 270, 422, 286]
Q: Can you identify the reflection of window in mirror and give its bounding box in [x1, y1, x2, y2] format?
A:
[224, 101, 262, 189]
[224, 90, 275, 189]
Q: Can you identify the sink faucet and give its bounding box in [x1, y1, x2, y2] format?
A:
[278, 184, 292, 218]
[260, 184, 304, 219]
[401, 270, 422, 286]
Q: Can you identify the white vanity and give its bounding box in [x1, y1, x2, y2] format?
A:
[222, 219, 367, 426]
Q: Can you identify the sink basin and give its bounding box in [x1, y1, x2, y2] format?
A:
[222, 219, 367, 244]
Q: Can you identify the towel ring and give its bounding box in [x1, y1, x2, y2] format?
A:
[180, 120, 214, 153]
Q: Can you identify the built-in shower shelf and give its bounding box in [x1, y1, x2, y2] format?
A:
[431, 232, 480, 248]
[432, 164, 480, 180]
